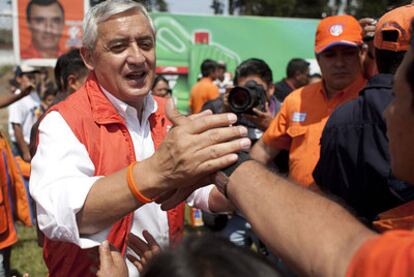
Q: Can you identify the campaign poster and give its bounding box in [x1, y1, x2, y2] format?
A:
[14, 0, 85, 65]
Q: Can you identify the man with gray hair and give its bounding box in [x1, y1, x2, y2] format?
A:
[29, 1, 247, 275]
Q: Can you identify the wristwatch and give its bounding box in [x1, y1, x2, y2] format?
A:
[215, 151, 251, 198]
[214, 171, 230, 198]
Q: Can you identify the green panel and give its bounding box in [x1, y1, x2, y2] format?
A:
[152, 13, 319, 113]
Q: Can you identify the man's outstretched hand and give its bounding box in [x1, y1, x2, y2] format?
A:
[145, 99, 250, 209]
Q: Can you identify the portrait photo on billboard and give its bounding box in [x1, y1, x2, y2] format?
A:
[16, 0, 84, 61]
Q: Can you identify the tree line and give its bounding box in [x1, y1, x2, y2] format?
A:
[90, 0, 411, 18]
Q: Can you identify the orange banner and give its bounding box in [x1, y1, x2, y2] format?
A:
[18, 0, 84, 60]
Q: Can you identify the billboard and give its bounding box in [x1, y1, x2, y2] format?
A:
[13, 0, 86, 66]
[151, 13, 319, 112]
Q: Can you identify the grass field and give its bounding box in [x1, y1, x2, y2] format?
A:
[10, 224, 48, 277]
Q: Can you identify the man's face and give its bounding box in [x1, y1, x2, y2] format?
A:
[82, 10, 156, 106]
[384, 48, 414, 184]
[317, 45, 363, 91]
[237, 75, 274, 101]
[28, 3, 64, 51]
[217, 67, 225, 81]
[43, 94, 56, 107]
[295, 67, 310, 87]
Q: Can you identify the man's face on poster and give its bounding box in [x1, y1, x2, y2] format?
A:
[27, 2, 64, 53]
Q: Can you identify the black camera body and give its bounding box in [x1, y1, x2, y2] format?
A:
[228, 80, 267, 115]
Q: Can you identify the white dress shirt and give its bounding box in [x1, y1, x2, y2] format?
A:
[30, 88, 213, 277]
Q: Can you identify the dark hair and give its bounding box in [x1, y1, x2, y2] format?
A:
[286, 58, 310, 78]
[152, 75, 169, 90]
[54, 48, 87, 92]
[142, 235, 281, 277]
[375, 49, 406, 74]
[201, 59, 218, 77]
[234, 58, 273, 86]
[217, 61, 226, 70]
[42, 86, 57, 100]
[26, 0, 64, 22]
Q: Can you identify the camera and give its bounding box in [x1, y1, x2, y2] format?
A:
[228, 80, 267, 114]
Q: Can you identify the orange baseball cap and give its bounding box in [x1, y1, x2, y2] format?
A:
[374, 4, 414, 52]
[315, 15, 363, 54]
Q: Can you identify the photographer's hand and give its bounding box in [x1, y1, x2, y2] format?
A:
[244, 103, 273, 131]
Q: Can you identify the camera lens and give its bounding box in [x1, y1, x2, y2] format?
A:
[228, 87, 252, 113]
[232, 89, 249, 109]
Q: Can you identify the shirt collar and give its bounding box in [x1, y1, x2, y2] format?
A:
[320, 74, 366, 101]
[99, 85, 158, 123]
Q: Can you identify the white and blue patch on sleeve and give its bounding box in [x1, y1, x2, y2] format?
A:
[292, 112, 307, 122]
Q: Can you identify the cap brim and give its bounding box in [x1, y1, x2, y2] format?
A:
[21, 70, 40, 74]
[316, 41, 359, 54]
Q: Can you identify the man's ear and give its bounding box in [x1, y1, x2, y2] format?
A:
[80, 47, 95, 71]
[67, 74, 78, 92]
[267, 82, 275, 99]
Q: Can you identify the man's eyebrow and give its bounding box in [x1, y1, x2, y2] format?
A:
[107, 38, 129, 45]
[137, 35, 154, 41]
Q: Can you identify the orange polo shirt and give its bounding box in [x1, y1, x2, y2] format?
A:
[21, 44, 63, 59]
[189, 77, 220, 114]
[347, 230, 414, 277]
[263, 75, 367, 187]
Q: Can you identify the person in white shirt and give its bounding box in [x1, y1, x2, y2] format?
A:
[29, 1, 246, 276]
[8, 66, 41, 162]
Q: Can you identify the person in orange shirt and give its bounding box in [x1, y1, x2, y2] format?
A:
[189, 59, 219, 114]
[250, 15, 367, 188]
[21, 0, 65, 59]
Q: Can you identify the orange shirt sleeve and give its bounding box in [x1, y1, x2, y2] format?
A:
[262, 101, 291, 150]
[347, 230, 414, 277]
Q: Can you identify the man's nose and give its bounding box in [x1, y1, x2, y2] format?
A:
[44, 19, 55, 33]
[126, 43, 146, 65]
[334, 54, 346, 67]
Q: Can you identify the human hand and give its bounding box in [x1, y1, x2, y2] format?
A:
[126, 230, 161, 273]
[359, 18, 377, 39]
[222, 90, 232, 112]
[146, 99, 251, 198]
[96, 241, 128, 277]
[22, 150, 31, 163]
[244, 103, 273, 131]
[156, 182, 203, 210]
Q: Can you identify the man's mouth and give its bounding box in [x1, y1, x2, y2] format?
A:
[125, 71, 147, 82]
[333, 71, 349, 75]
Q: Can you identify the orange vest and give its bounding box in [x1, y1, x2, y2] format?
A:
[0, 132, 32, 250]
[38, 74, 184, 276]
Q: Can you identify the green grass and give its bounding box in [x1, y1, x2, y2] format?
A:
[10, 224, 47, 277]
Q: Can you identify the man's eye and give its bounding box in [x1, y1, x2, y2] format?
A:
[323, 53, 335, 58]
[110, 44, 127, 53]
[32, 17, 45, 24]
[52, 17, 63, 25]
[139, 41, 154, 50]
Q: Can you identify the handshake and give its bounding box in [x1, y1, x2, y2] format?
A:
[132, 98, 252, 210]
